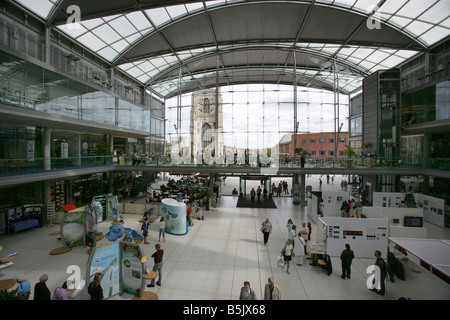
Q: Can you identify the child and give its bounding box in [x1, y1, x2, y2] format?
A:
[142, 217, 149, 244]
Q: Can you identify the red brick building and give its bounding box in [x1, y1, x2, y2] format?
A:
[279, 132, 349, 157]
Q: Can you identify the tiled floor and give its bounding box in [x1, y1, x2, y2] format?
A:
[1, 176, 449, 300]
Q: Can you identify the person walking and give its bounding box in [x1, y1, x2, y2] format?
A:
[370, 250, 387, 296]
[256, 186, 262, 201]
[319, 199, 324, 217]
[340, 244, 355, 279]
[282, 239, 294, 274]
[264, 277, 281, 300]
[286, 219, 293, 240]
[142, 216, 150, 244]
[159, 216, 166, 242]
[289, 225, 297, 248]
[34, 274, 51, 300]
[294, 232, 306, 266]
[239, 281, 257, 300]
[88, 273, 104, 300]
[261, 218, 272, 246]
[277, 183, 282, 197]
[148, 243, 164, 287]
[299, 222, 310, 254]
[250, 188, 256, 203]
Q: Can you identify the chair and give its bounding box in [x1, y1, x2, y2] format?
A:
[317, 259, 327, 266]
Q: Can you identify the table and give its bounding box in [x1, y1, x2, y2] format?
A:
[143, 271, 158, 280]
[50, 247, 72, 255]
[0, 279, 16, 291]
[306, 242, 326, 266]
[0, 252, 19, 263]
[132, 291, 158, 300]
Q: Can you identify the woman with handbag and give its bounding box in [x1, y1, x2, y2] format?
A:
[282, 239, 294, 274]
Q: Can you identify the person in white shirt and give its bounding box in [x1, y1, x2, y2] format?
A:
[299, 222, 310, 254]
[282, 239, 294, 274]
[159, 217, 166, 242]
[294, 233, 306, 266]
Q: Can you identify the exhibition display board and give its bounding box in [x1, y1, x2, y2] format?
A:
[84, 202, 103, 248]
[161, 198, 187, 235]
[87, 241, 146, 299]
[373, 192, 446, 227]
[92, 194, 120, 222]
[2, 204, 43, 234]
[362, 206, 426, 238]
[318, 217, 389, 258]
[308, 191, 352, 222]
[389, 237, 450, 285]
[61, 207, 85, 249]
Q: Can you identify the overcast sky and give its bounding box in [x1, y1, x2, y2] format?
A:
[166, 84, 350, 150]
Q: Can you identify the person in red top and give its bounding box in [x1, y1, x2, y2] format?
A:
[148, 243, 164, 287]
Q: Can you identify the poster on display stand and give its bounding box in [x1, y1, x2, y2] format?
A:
[92, 194, 120, 222]
[87, 242, 121, 299]
[61, 208, 85, 249]
[120, 242, 145, 297]
[86, 242, 145, 299]
[84, 203, 102, 248]
[106, 195, 120, 222]
[92, 195, 106, 222]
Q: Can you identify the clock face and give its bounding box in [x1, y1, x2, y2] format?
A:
[82, 142, 88, 149]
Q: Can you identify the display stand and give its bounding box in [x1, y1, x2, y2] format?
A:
[47, 202, 56, 228]
[86, 242, 146, 299]
[318, 217, 389, 258]
[161, 198, 188, 235]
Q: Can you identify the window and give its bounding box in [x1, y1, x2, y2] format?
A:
[310, 138, 316, 144]
[203, 98, 210, 113]
[339, 137, 346, 144]
[301, 139, 307, 146]
[329, 150, 334, 156]
[319, 138, 326, 144]
[319, 150, 326, 156]
[329, 138, 335, 144]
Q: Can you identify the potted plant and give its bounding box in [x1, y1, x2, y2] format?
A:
[342, 145, 357, 167]
[295, 148, 312, 168]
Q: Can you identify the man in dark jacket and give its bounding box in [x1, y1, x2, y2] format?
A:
[371, 250, 387, 296]
[340, 244, 355, 279]
[34, 274, 51, 300]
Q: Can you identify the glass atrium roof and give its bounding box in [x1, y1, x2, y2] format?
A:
[10, 0, 450, 98]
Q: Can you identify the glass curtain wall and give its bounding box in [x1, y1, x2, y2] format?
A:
[166, 84, 349, 159]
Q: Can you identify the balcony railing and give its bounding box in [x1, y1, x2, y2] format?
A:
[0, 154, 449, 177]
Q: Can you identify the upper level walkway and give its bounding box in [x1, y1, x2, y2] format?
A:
[1, 154, 449, 188]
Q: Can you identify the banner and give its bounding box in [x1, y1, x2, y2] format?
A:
[61, 209, 85, 248]
[88, 243, 120, 299]
[120, 242, 145, 297]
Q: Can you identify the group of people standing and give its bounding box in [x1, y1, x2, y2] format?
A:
[282, 220, 311, 274]
[271, 181, 289, 197]
[340, 198, 360, 218]
[14, 273, 70, 300]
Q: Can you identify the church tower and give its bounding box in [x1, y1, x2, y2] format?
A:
[190, 89, 223, 162]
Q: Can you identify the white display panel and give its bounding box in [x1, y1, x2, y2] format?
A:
[320, 217, 389, 258]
